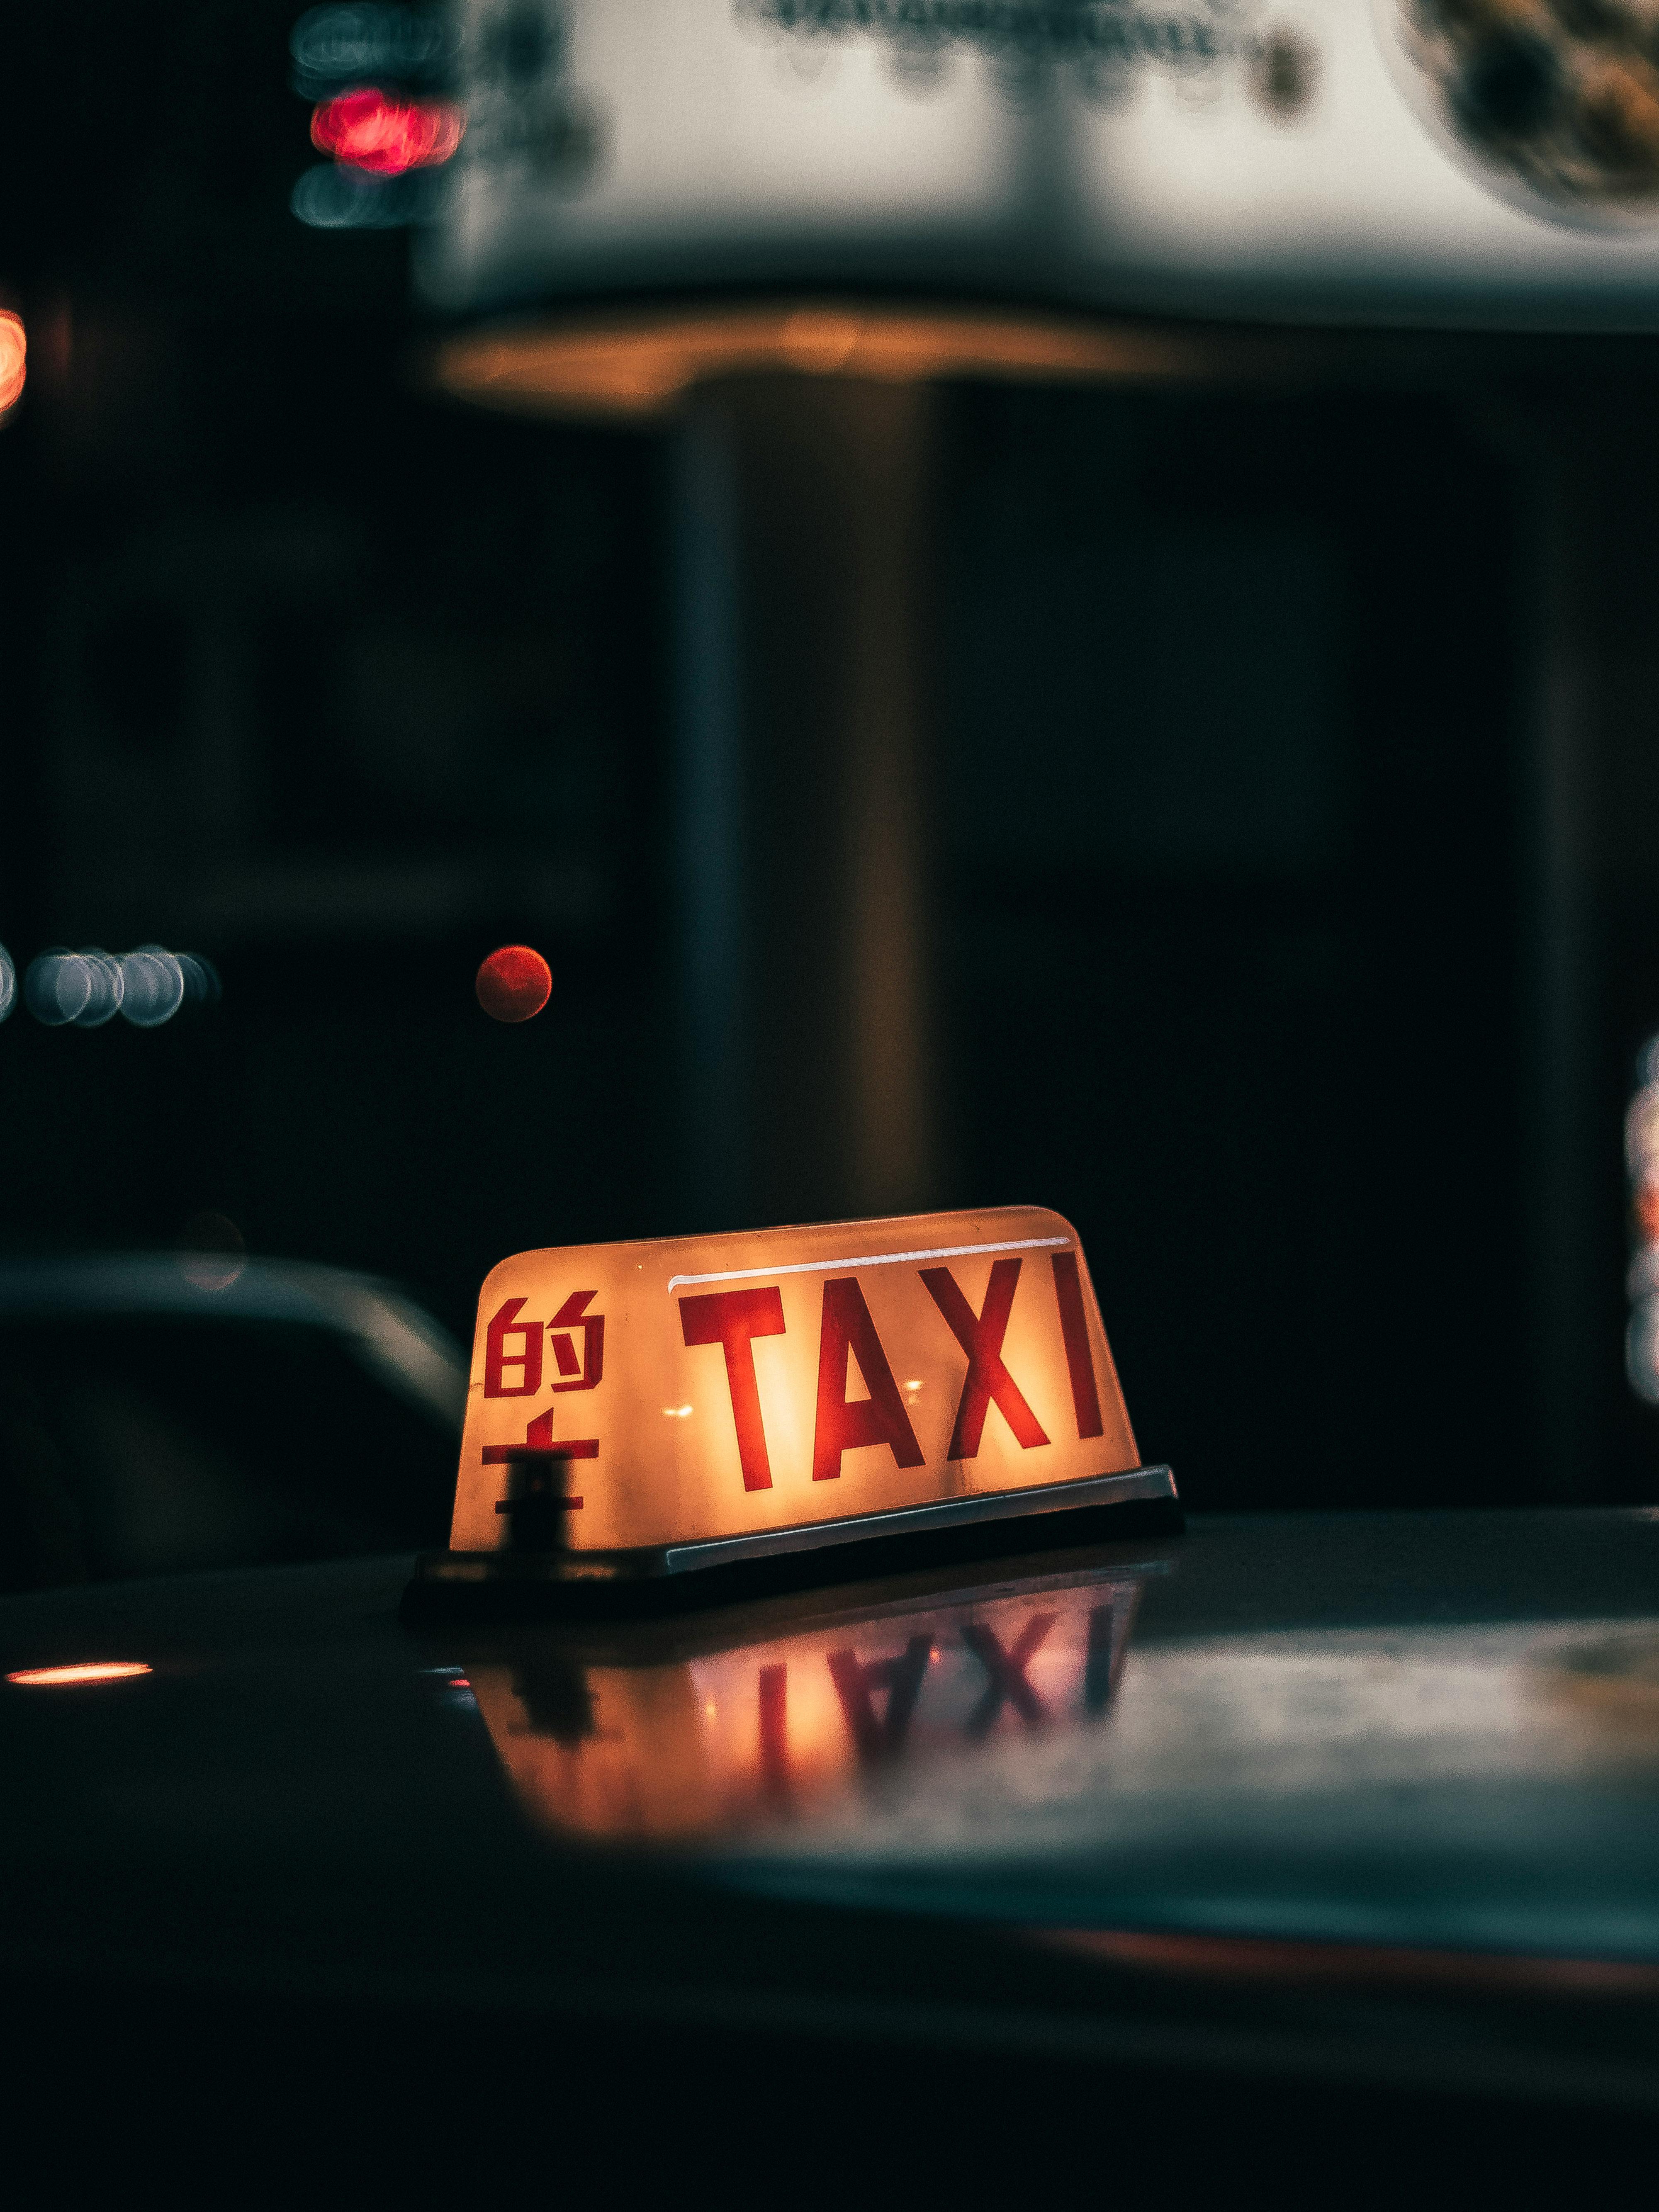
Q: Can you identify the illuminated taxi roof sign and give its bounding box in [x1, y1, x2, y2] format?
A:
[413, 1208, 1176, 1601]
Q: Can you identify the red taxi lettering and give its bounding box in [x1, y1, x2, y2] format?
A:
[1051, 1252, 1104, 1439]
[484, 1297, 542, 1397]
[826, 1634, 932, 1765]
[450, 1209, 1153, 1559]
[680, 1286, 787, 1491]
[482, 1409, 595, 1512]
[549, 1290, 604, 1393]
[961, 1612, 1055, 1737]
[481, 1409, 598, 1472]
[920, 1257, 1049, 1458]
[812, 1278, 924, 1482]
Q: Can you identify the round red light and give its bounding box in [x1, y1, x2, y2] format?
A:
[311, 88, 465, 177]
[0, 314, 25, 416]
[476, 946, 552, 1024]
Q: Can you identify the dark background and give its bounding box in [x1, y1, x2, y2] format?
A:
[1, 0, 1656, 1512]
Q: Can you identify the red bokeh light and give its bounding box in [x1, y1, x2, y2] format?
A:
[0, 313, 25, 416]
[311, 88, 465, 177]
[477, 946, 552, 1024]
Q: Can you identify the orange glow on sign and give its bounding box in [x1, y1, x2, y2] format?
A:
[0, 313, 25, 416]
[6, 1662, 151, 1687]
[432, 303, 1234, 421]
[450, 1207, 1140, 1561]
[311, 88, 465, 175]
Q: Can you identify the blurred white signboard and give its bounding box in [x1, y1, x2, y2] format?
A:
[416, 0, 1659, 327]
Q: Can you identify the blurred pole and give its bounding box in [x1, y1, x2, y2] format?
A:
[1523, 432, 1596, 1499]
[670, 374, 941, 1230]
[671, 396, 749, 1230]
[1528, 404, 1659, 1498]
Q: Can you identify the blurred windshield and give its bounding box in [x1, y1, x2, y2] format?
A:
[0, 1311, 458, 1590]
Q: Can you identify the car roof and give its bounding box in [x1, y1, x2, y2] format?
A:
[8, 1508, 1659, 2113]
[5, 1508, 1659, 1947]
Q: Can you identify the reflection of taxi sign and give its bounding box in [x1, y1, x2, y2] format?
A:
[411, 1207, 1177, 1600]
[463, 1564, 1158, 1841]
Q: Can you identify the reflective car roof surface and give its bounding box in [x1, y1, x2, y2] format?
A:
[5, 1507, 1659, 2117]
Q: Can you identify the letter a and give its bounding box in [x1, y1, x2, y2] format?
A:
[812, 1278, 924, 1482]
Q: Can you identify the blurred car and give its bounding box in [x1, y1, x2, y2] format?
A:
[0, 1253, 465, 1592]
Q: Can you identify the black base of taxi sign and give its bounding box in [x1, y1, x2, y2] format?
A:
[405, 1463, 1181, 1620]
[406, 1208, 1181, 1619]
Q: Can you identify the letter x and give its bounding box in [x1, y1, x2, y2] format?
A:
[920, 1258, 1049, 1458]
[959, 1613, 1056, 1739]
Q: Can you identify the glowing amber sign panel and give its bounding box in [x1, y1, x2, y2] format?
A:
[448, 1207, 1141, 1564]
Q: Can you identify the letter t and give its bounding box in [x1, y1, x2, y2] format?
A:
[679, 1286, 787, 1491]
